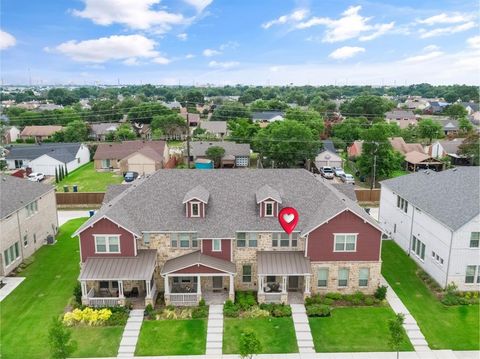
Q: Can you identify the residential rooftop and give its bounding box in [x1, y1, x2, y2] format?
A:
[5, 142, 83, 162]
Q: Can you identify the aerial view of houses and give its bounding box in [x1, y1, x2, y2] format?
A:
[0, 1, 479, 359]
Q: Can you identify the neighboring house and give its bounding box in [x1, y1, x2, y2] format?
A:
[252, 111, 285, 123]
[181, 113, 201, 127]
[429, 138, 471, 166]
[20, 125, 63, 142]
[347, 140, 363, 159]
[0, 176, 58, 276]
[401, 97, 429, 111]
[89, 123, 119, 141]
[379, 168, 480, 290]
[72, 169, 383, 307]
[93, 140, 169, 175]
[404, 151, 444, 172]
[385, 110, 418, 129]
[5, 143, 90, 175]
[460, 102, 479, 116]
[348, 138, 423, 158]
[315, 140, 342, 168]
[189, 141, 250, 168]
[432, 118, 460, 136]
[37, 103, 64, 111]
[199, 121, 228, 138]
[424, 101, 449, 115]
[133, 123, 152, 140]
[1, 126, 20, 144]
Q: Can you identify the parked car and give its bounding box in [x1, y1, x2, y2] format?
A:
[124, 171, 139, 183]
[340, 173, 355, 185]
[333, 167, 345, 177]
[27, 172, 45, 182]
[319, 166, 334, 179]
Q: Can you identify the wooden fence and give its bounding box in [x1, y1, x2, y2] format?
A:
[355, 189, 381, 203]
[56, 192, 105, 206]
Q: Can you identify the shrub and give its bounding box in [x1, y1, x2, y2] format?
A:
[271, 304, 291, 317]
[441, 294, 460, 306]
[224, 300, 240, 318]
[73, 283, 82, 306]
[374, 285, 388, 300]
[145, 304, 155, 319]
[25, 137, 36, 144]
[239, 329, 262, 359]
[106, 307, 129, 326]
[305, 294, 323, 305]
[306, 304, 331, 317]
[364, 297, 375, 306]
[63, 307, 112, 326]
[192, 305, 209, 319]
[199, 298, 206, 307]
[242, 306, 270, 318]
[236, 291, 257, 310]
[342, 294, 354, 302]
[16, 138, 25, 143]
[323, 298, 334, 306]
[325, 292, 342, 300]
[49, 317, 77, 359]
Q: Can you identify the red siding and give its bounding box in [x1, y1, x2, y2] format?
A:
[79, 217, 136, 262]
[174, 264, 224, 274]
[259, 200, 278, 218]
[307, 210, 381, 261]
[186, 201, 205, 218]
[202, 239, 231, 261]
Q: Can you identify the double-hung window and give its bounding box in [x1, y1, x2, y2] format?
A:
[212, 239, 222, 251]
[470, 232, 480, 248]
[465, 265, 480, 284]
[23, 234, 28, 247]
[334, 234, 357, 252]
[338, 268, 349, 287]
[3, 242, 20, 267]
[143, 233, 150, 245]
[95, 236, 120, 253]
[101, 159, 111, 168]
[359, 268, 369, 287]
[265, 202, 274, 217]
[272, 232, 298, 248]
[190, 202, 200, 217]
[411, 236, 425, 260]
[396, 195, 408, 213]
[237, 233, 257, 247]
[317, 268, 328, 288]
[179, 233, 191, 248]
[170, 233, 198, 248]
[247, 233, 257, 247]
[242, 265, 252, 283]
[26, 200, 38, 217]
[237, 232, 246, 247]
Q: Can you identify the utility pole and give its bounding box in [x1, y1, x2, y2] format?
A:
[371, 142, 379, 190]
[186, 116, 191, 169]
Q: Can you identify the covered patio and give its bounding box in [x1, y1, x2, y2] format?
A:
[405, 151, 444, 172]
[257, 251, 311, 304]
[161, 251, 236, 306]
[79, 249, 157, 308]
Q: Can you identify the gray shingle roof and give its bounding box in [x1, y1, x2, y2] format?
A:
[252, 111, 285, 121]
[6, 143, 82, 162]
[257, 251, 311, 275]
[183, 185, 210, 203]
[89, 123, 119, 136]
[255, 184, 282, 203]
[0, 175, 54, 218]
[74, 169, 381, 238]
[381, 167, 480, 230]
[161, 250, 236, 274]
[190, 141, 250, 157]
[199, 121, 227, 134]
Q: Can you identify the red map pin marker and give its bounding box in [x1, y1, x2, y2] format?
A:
[278, 207, 299, 234]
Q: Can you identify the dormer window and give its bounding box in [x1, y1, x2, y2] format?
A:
[191, 202, 200, 217]
[183, 185, 209, 218]
[256, 184, 282, 218]
[265, 201, 274, 217]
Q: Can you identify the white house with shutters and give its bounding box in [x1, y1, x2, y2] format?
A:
[379, 168, 480, 291]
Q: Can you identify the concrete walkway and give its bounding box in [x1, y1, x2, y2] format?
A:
[381, 277, 430, 352]
[0, 277, 25, 302]
[58, 210, 92, 226]
[206, 305, 224, 355]
[291, 304, 315, 353]
[117, 309, 144, 358]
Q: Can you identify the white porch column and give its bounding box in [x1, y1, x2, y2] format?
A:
[164, 275, 170, 294]
[304, 275, 311, 294]
[282, 276, 287, 293]
[229, 274, 234, 295]
[81, 281, 87, 297]
[118, 280, 124, 298]
[145, 279, 151, 298]
[197, 275, 201, 295]
[258, 275, 264, 293]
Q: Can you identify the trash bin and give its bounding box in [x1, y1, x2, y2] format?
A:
[89, 210, 95, 217]
[73, 185, 78, 192]
[63, 185, 69, 192]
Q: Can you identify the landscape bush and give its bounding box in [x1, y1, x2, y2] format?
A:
[63, 307, 112, 326]
[105, 307, 130, 326]
[223, 300, 240, 318]
[325, 292, 342, 300]
[191, 299, 209, 318]
[242, 306, 270, 318]
[236, 291, 257, 310]
[306, 304, 331, 317]
[374, 285, 388, 300]
[259, 303, 292, 317]
[144, 304, 156, 319]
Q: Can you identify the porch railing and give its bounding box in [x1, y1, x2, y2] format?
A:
[86, 287, 121, 307]
[264, 293, 283, 303]
[169, 293, 199, 305]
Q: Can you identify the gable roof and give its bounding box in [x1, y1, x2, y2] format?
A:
[404, 151, 440, 164]
[20, 125, 63, 137]
[382, 168, 480, 230]
[74, 169, 381, 239]
[183, 185, 210, 203]
[321, 139, 337, 154]
[161, 251, 236, 274]
[434, 119, 459, 131]
[190, 141, 250, 157]
[5, 143, 83, 162]
[252, 111, 285, 122]
[93, 140, 166, 161]
[385, 110, 416, 120]
[389, 137, 424, 155]
[256, 184, 282, 203]
[0, 175, 54, 218]
[89, 123, 119, 135]
[437, 138, 465, 154]
[199, 121, 227, 134]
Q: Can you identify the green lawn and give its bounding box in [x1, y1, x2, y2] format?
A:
[223, 317, 298, 354]
[309, 306, 413, 352]
[56, 162, 123, 192]
[390, 169, 409, 178]
[135, 319, 207, 356]
[167, 140, 185, 148]
[382, 240, 480, 350]
[0, 218, 124, 359]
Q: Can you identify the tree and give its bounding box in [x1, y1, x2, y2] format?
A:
[444, 103, 468, 119]
[340, 95, 395, 119]
[55, 167, 59, 183]
[205, 146, 225, 168]
[458, 117, 474, 134]
[459, 133, 480, 166]
[211, 102, 251, 121]
[128, 102, 172, 124]
[239, 329, 262, 359]
[400, 124, 419, 143]
[228, 119, 260, 144]
[331, 118, 367, 145]
[151, 114, 187, 138]
[48, 317, 77, 359]
[181, 89, 204, 106]
[418, 118, 443, 144]
[285, 108, 324, 137]
[60, 120, 89, 142]
[388, 313, 405, 359]
[114, 124, 136, 141]
[253, 120, 321, 168]
[47, 88, 79, 106]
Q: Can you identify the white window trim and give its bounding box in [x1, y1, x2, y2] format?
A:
[411, 236, 426, 262]
[264, 201, 274, 217]
[358, 268, 370, 287]
[317, 268, 329, 288]
[338, 268, 349, 288]
[190, 201, 201, 218]
[212, 239, 222, 252]
[464, 265, 480, 285]
[333, 233, 358, 252]
[94, 235, 121, 254]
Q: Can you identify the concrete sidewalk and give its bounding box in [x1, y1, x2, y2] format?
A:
[206, 305, 224, 355]
[291, 304, 315, 353]
[0, 277, 25, 302]
[58, 210, 92, 226]
[117, 309, 144, 358]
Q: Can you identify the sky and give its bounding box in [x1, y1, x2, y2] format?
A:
[0, 0, 479, 86]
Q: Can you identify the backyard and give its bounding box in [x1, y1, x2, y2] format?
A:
[135, 319, 207, 356]
[0, 218, 124, 359]
[56, 162, 123, 192]
[223, 317, 298, 354]
[309, 306, 413, 352]
[382, 240, 480, 350]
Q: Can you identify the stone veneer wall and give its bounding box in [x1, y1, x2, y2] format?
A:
[310, 261, 381, 295]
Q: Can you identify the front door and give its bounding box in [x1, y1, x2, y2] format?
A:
[212, 277, 223, 290]
[288, 276, 299, 290]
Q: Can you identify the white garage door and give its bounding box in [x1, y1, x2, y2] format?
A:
[128, 163, 156, 175]
[235, 156, 249, 167]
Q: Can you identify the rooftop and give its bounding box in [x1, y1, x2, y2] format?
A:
[5, 142, 83, 162]
[93, 140, 166, 161]
[190, 141, 250, 157]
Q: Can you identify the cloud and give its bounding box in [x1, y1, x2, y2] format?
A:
[72, 0, 187, 32]
[419, 21, 476, 38]
[52, 35, 161, 63]
[183, 0, 213, 13]
[185, 53, 195, 59]
[418, 12, 473, 25]
[219, 41, 239, 50]
[208, 60, 239, 69]
[403, 47, 444, 63]
[467, 35, 480, 49]
[0, 30, 16, 50]
[262, 9, 308, 29]
[177, 33, 188, 41]
[423, 45, 440, 52]
[152, 56, 171, 64]
[123, 58, 140, 66]
[296, 6, 394, 43]
[203, 48, 221, 57]
[329, 46, 365, 60]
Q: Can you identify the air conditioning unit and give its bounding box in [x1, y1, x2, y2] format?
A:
[46, 235, 55, 245]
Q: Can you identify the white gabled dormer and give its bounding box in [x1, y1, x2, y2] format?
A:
[256, 184, 282, 218]
[182, 185, 209, 218]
